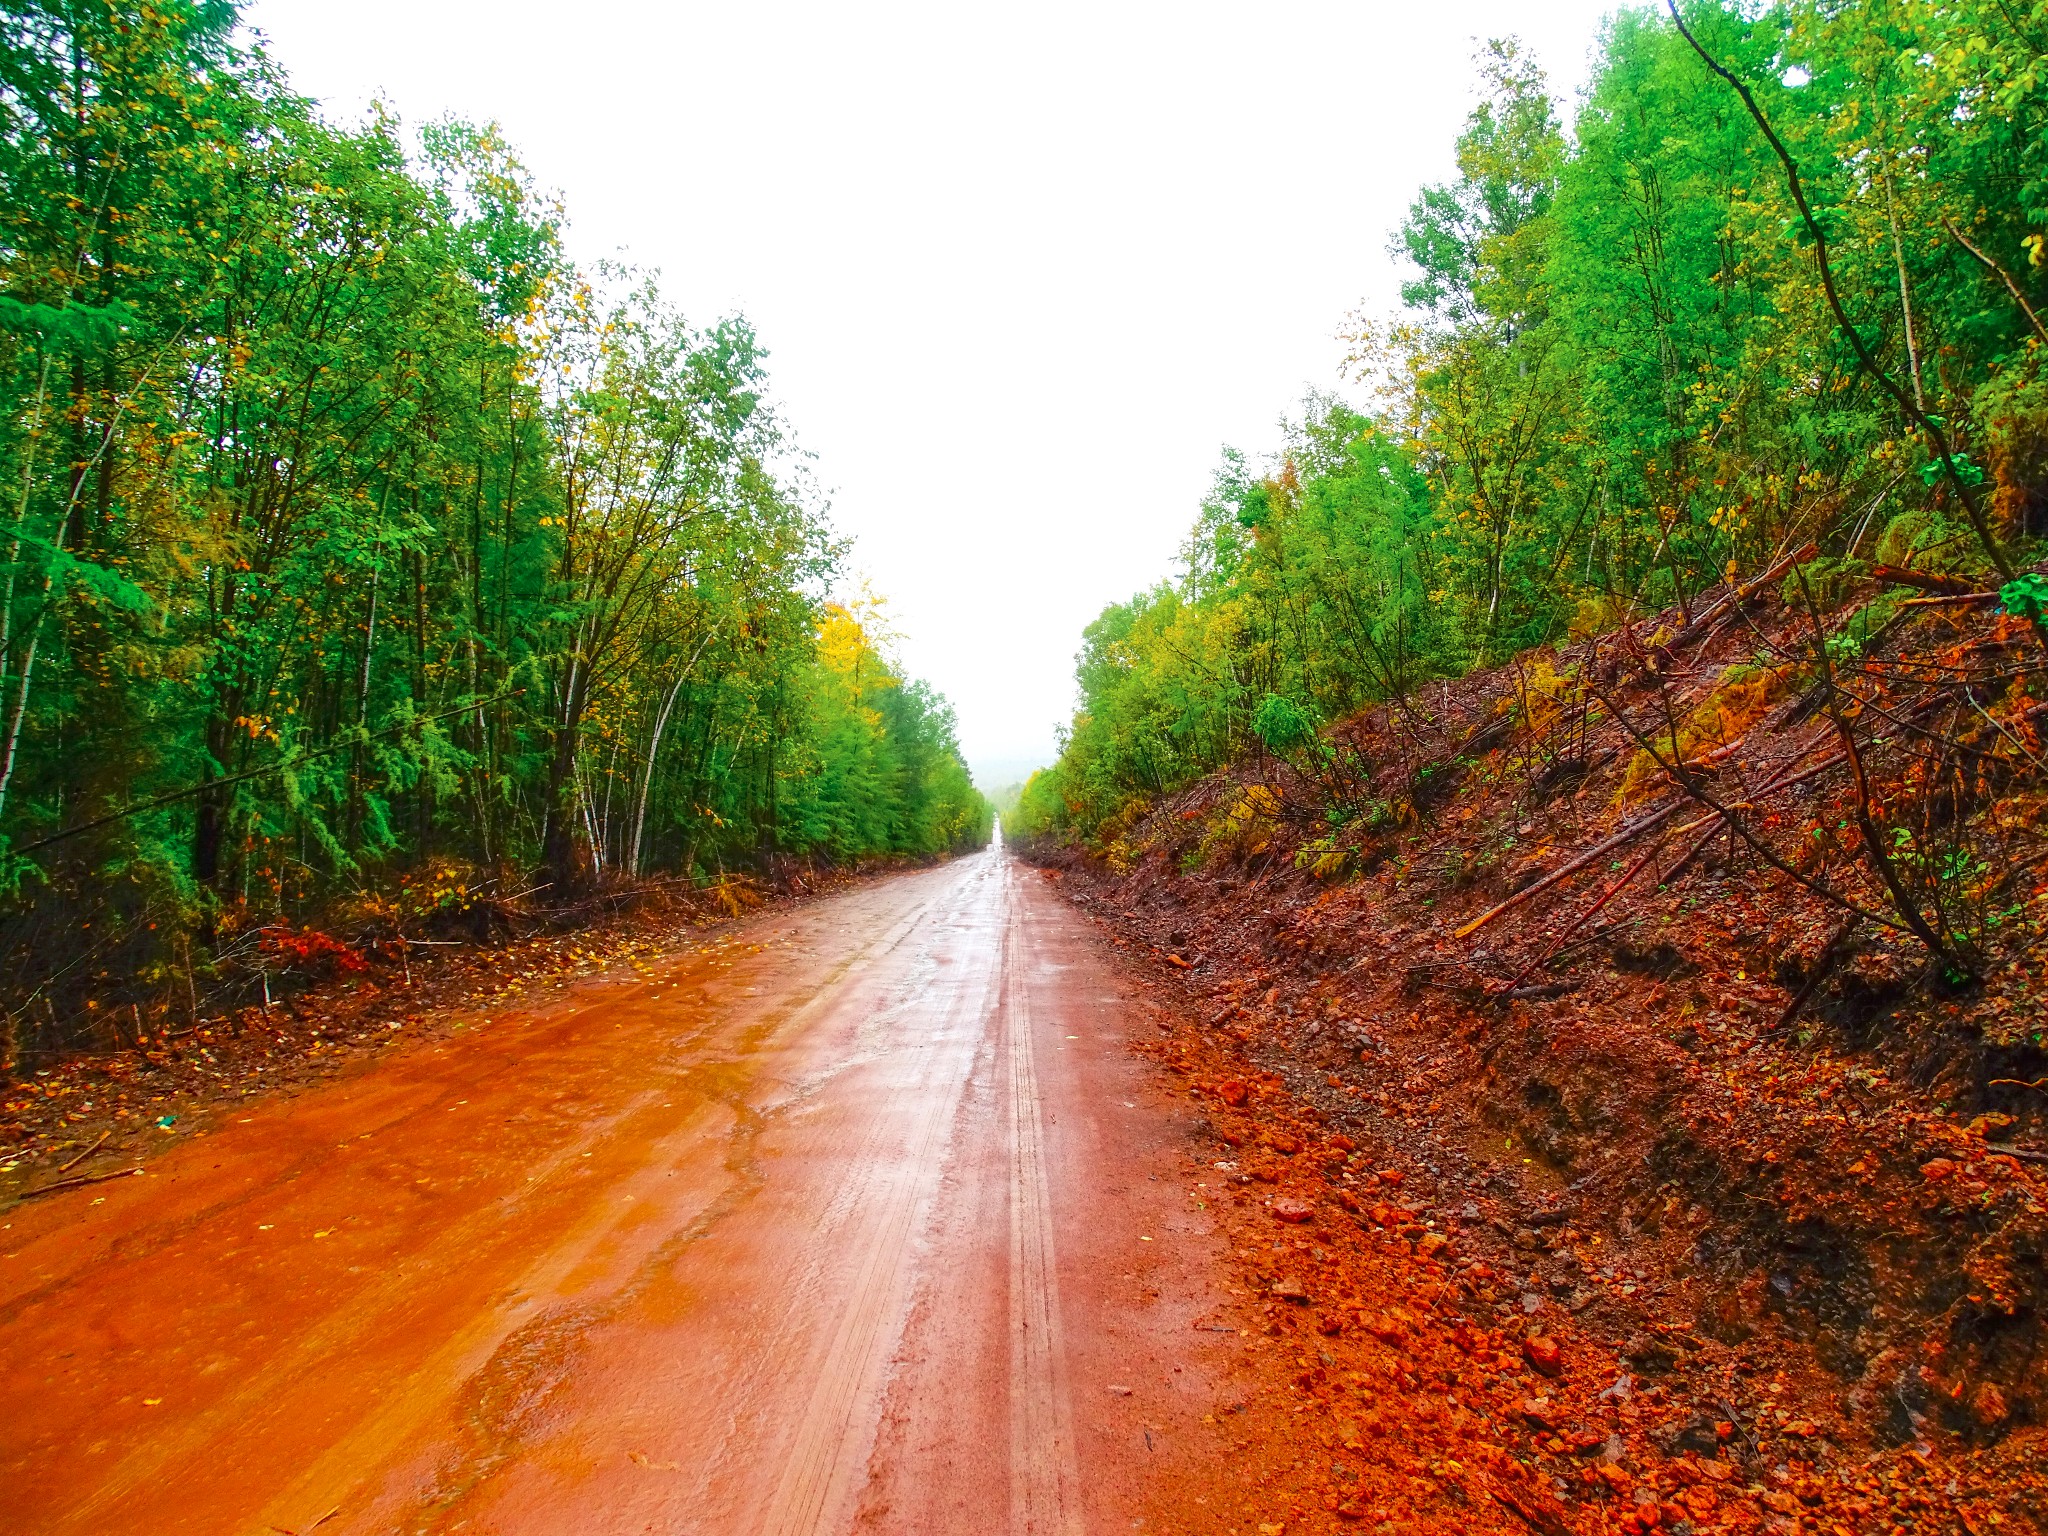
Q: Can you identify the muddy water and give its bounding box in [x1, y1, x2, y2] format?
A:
[1, 848, 1235, 1534]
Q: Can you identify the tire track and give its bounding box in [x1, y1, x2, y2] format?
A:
[754, 856, 1004, 1536]
[1003, 885, 1084, 1536]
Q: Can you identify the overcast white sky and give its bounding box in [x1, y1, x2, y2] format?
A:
[243, 0, 1620, 789]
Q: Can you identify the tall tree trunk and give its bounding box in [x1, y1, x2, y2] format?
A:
[0, 602, 46, 822]
[193, 705, 234, 889]
[347, 567, 378, 848]
[412, 546, 431, 859]
[541, 651, 590, 892]
[628, 630, 714, 876]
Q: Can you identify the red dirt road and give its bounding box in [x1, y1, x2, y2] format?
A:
[0, 848, 1244, 1536]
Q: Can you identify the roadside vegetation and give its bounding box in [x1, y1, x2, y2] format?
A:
[1012, 0, 2048, 864]
[1010, 1, 2048, 1521]
[0, 2, 988, 1065]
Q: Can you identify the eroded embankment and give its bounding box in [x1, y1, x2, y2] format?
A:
[1024, 579, 2048, 1534]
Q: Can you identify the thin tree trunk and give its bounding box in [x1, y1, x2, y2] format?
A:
[357, 567, 378, 725]
[541, 644, 591, 890]
[581, 762, 603, 878]
[628, 629, 715, 875]
[0, 603, 46, 821]
[1885, 172, 1925, 411]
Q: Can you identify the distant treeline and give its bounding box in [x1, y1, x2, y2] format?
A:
[0, 2, 987, 1048]
[1013, 1, 2048, 842]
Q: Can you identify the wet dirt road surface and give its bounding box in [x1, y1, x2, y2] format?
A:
[1, 846, 1241, 1535]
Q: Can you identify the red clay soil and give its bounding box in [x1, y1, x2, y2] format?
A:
[0, 874, 845, 1201]
[3, 846, 1448, 1536]
[1021, 583, 2048, 1535]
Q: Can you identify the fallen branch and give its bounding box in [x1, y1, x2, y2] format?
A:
[56, 1130, 108, 1172]
[1986, 1143, 2048, 1164]
[1454, 800, 1692, 940]
[1667, 541, 1818, 651]
[1655, 812, 1732, 887]
[1871, 565, 1983, 597]
[1587, 675, 1898, 930]
[1495, 821, 1710, 992]
[1795, 561, 1965, 973]
[1457, 741, 1840, 943]
[267, 1508, 343, 1536]
[1899, 592, 1999, 609]
[1540, 919, 1632, 968]
[15, 1164, 143, 1201]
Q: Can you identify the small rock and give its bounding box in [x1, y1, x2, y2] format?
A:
[1272, 1278, 1311, 1303]
[1107, 1384, 1134, 1396]
[1364, 1313, 1405, 1344]
[1218, 1080, 1250, 1107]
[1273, 1198, 1315, 1224]
[1919, 1157, 1957, 1182]
[1519, 1396, 1558, 1429]
[1524, 1336, 1564, 1377]
[1377, 1168, 1405, 1185]
[1264, 1130, 1303, 1156]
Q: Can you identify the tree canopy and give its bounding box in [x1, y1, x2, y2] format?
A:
[0, 0, 988, 1055]
[1013, 0, 2048, 845]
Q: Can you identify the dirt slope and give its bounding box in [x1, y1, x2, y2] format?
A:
[1022, 581, 2048, 1535]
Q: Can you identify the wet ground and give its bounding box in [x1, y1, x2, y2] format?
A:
[0, 846, 1242, 1535]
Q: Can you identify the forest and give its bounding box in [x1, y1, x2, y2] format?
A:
[1012, 0, 2048, 861]
[0, 1, 989, 1060]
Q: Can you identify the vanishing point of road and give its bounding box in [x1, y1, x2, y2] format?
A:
[1, 844, 1241, 1534]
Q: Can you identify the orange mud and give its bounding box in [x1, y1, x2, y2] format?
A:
[0, 850, 1298, 1535]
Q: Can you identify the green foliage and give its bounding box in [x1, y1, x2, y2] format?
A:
[2001, 573, 2048, 624]
[1251, 694, 1322, 759]
[1035, 0, 2048, 846]
[1825, 593, 1905, 664]
[0, 2, 985, 1044]
[1003, 767, 1072, 843]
